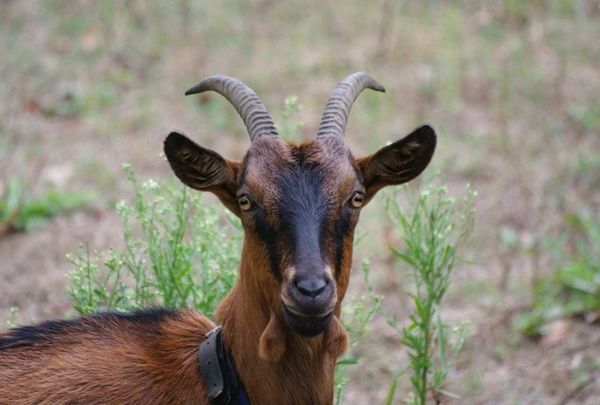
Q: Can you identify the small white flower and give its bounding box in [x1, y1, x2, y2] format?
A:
[142, 179, 159, 191]
[115, 200, 129, 215]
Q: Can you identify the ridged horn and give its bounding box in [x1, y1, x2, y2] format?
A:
[185, 75, 278, 142]
[316, 72, 385, 141]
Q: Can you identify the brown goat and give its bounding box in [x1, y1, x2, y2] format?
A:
[0, 73, 436, 404]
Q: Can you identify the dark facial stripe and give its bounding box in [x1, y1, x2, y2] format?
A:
[332, 209, 353, 276]
[253, 211, 284, 281]
[276, 166, 330, 272]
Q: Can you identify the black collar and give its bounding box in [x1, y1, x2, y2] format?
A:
[199, 326, 250, 405]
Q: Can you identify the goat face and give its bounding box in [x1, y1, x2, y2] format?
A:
[239, 137, 359, 336]
[163, 74, 436, 337]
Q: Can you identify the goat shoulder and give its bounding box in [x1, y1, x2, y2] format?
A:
[0, 308, 213, 404]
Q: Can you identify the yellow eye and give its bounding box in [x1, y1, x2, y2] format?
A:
[238, 195, 253, 211]
[350, 192, 365, 208]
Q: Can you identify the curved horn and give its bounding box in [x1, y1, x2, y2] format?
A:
[185, 75, 278, 142]
[316, 72, 385, 140]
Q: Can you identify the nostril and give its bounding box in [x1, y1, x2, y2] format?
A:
[295, 277, 327, 298]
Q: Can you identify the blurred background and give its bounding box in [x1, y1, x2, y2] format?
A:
[1, 0, 599, 403]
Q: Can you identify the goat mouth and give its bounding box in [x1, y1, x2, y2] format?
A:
[281, 302, 334, 337]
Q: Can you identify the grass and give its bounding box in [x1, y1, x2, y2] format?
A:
[0, 308, 20, 330]
[335, 260, 383, 405]
[2, 0, 600, 402]
[384, 183, 475, 403]
[515, 211, 600, 336]
[68, 165, 241, 316]
[0, 178, 90, 237]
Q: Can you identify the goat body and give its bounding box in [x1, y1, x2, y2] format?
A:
[0, 288, 342, 404]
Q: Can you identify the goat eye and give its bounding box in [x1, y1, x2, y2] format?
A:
[238, 195, 253, 211]
[350, 192, 365, 208]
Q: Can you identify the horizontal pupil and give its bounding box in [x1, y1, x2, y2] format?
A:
[239, 197, 251, 209]
[352, 195, 363, 206]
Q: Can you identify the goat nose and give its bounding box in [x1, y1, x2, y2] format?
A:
[295, 277, 327, 298]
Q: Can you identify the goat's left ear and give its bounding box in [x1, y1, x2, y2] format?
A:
[164, 131, 242, 215]
[356, 125, 436, 201]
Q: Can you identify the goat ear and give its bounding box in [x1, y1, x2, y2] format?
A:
[164, 131, 241, 215]
[356, 125, 436, 201]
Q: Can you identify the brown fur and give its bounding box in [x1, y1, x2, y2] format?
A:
[0, 310, 212, 404]
[215, 236, 349, 404]
[217, 226, 349, 404]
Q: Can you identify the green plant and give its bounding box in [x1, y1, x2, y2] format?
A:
[0, 178, 90, 236]
[385, 183, 475, 404]
[277, 95, 303, 141]
[1, 307, 20, 330]
[515, 211, 600, 336]
[68, 165, 241, 316]
[334, 259, 383, 405]
[568, 102, 600, 133]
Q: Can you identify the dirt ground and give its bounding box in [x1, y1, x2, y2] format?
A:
[1, 1, 600, 403]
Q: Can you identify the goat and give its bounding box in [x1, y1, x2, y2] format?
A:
[0, 72, 436, 404]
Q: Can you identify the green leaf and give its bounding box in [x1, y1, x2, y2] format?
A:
[336, 356, 359, 366]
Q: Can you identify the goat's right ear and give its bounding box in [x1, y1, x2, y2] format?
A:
[164, 132, 241, 215]
[356, 125, 436, 202]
